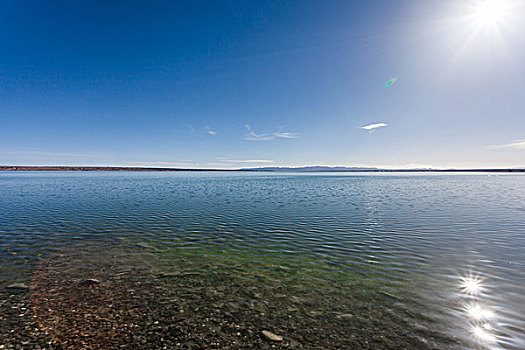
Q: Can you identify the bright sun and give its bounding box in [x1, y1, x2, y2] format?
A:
[473, 0, 511, 26]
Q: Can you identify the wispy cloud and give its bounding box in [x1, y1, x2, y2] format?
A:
[218, 158, 273, 163]
[360, 122, 388, 131]
[488, 140, 525, 150]
[205, 125, 217, 135]
[243, 125, 300, 141]
[127, 161, 231, 167]
[244, 130, 275, 141]
[1, 151, 98, 157]
[273, 131, 300, 139]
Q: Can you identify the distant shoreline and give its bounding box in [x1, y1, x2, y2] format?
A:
[1, 166, 524, 173]
[0, 166, 230, 172]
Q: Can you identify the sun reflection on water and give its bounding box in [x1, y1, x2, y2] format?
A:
[460, 275, 483, 295]
[472, 325, 497, 343]
[459, 273, 499, 347]
[466, 303, 495, 321]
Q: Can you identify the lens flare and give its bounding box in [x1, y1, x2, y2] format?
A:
[383, 78, 397, 88]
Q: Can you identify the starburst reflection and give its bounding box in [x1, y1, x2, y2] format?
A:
[457, 273, 503, 347]
[466, 303, 495, 320]
[472, 325, 497, 343]
[460, 275, 483, 295]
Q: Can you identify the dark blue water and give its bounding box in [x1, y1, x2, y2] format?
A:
[1, 172, 524, 349]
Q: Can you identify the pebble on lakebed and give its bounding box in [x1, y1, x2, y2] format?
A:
[79, 278, 101, 286]
[0, 245, 465, 349]
[261, 330, 283, 342]
[6, 283, 29, 290]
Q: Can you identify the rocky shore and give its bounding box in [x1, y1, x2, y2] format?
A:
[0, 245, 464, 349]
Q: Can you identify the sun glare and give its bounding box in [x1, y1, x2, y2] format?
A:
[472, 325, 497, 342]
[460, 276, 483, 295]
[466, 303, 495, 320]
[473, 0, 511, 26]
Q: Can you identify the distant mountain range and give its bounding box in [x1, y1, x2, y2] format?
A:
[240, 166, 380, 172]
[240, 166, 525, 172]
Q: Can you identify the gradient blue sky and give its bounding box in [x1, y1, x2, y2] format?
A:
[1, 0, 524, 169]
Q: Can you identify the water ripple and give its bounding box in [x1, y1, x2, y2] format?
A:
[1, 172, 524, 348]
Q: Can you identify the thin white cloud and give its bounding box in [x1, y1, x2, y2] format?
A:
[128, 161, 200, 166]
[273, 131, 301, 139]
[243, 131, 275, 141]
[243, 125, 300, 141]
[2, 151, 98, 157]
[488, 140, 525, 150]
[205, 125, 217, 135]
[218, 158, 273, 163]
[360, 122, 388, 131]
[128, 161, 231, 167]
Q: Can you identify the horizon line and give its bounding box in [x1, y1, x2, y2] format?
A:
[1, 165, 524, 173]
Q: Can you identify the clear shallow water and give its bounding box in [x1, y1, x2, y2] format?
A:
[0, 172, 524, 349]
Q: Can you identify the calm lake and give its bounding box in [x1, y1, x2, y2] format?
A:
[1, 172, 524, 349]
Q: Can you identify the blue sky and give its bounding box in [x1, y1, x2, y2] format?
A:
[1, 0, 524, 169]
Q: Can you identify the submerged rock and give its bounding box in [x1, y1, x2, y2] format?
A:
[6, 283, 28, 290]
[158, 272, 181, 278]
[79, 278, 101, 286]
[261, 330, 283, 342]
[378, 291, 402, 301]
